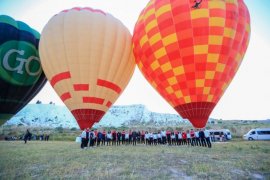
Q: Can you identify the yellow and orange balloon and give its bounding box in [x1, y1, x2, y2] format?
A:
[133, 0, 250, 128]
[39, 7, 135, 129]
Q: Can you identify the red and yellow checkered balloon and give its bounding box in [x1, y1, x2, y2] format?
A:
[133, 0, 250, 128]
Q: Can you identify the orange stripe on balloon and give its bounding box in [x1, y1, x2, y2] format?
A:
[73, 84, 89, 91]
[97, 79, 122, 94]
[83, 97, 104, 105]
[50, 71, 71, 87]
[60, 92, 71, 102]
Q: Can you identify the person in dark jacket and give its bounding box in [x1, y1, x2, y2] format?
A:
[24, 129, 32, 144]
[117, 131, 121, 146]
[97, 130, 102, 146]
[199, 129, 207, 147]
[121, 130, 125, 145]
[132, 130, 137, 146]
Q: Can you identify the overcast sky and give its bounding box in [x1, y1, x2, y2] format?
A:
[1, 0, 270, 120]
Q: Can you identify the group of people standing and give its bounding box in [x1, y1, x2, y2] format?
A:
[80, 128, 212, 149]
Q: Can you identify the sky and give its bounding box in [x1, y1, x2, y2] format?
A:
[1, 0, 270, 120]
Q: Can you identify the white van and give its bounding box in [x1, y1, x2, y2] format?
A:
[208, 129, 232, 141]
[243, 128, 270, 141]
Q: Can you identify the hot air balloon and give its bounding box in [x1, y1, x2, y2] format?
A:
[133, 0, 250, 128]
[39, 7, 135, 130]
[0, 15, 47, 126]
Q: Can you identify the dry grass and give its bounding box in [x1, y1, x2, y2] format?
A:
[0, 140, 270, 179]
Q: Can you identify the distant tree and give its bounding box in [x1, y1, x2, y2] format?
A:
[55, 126, 64, 133]
[70, 127, 77, 131]
[36, 100, 42, 104]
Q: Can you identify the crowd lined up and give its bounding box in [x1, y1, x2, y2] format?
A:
[80, 128, 212, 149]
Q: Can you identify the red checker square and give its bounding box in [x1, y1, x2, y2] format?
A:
[194, 54, 208, 63]
[176, 75, 186, 82]
[155, 0, 166, 8]
[181, 89, 189, 97]
[204, 80, 212, 87]
[208, 45, 221, 53]
[165, 43, 179, 53]
[192, 18, 209, 28]
[225, 19, 237, 28]
[164, 70, 174, 79]
[179, 38, 193, 49]
[187, 80, 195, 88]
[193, 36, 209, 45]
[160, 28, 175, 38]
[158, 74, 167, 82]
[171, 58, 182, 67]
[168, 51, 181, 61]
[195, 71, 205, 79]
[151, 41, 164, 52]
[147, 27, 160, 38]
[210, 9, 225, 17]
[190, 95, 197, 102]
[196, 95, 204, 102]
[179, 82, 188, 89]
[206, 63, 217, 71]
[175, 20, 192, 31]
[177, 29, 193, 39]
[193, 27, 209, 37]
[185, 72, 195, 80]
[182, 55, 194, 65]
[157, 13, 172, 26]
[218, 54, 227, 63]
[157, 56, 169, 65]
[221, 46, 231, 56]
[209, 27, 224, 35]
[195, 63, 206, 71]
[189, 88, 196, 95]
[196, 87, 204, 94]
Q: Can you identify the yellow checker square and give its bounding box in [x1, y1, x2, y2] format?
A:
[216, 63, 225, 72]
[210, 17, 225, 27]
[207, 95, 214, 102]
[209, 1, 225, 9]
[205, 71, 215, 79]
[162, 33, 177, 46]
[156, 4, 171, 17]
[184, 96, 191, 103]
[140, 35, 148, 47]
[175, 90, 183, 98]
[166, 86, 174, 94]
[143, 8, 155, 20]
[209, 35, 223, 45]
[161, 62, 172, 73]
[236, 53, 242, 62]
[222, 83, 228, 91]
[246, 24, 251, 33]
[224, 28, 236, 38]
[194, 45, 208, 54]
[138, 61, 144, 69]
[196, 79, 205, 87]
[203, 87, 210, 95]
[173, 66, 184, 76]
[154, 47, 166, 59]
[149, 33, 162, 45]
[191, 9, 209, 19]
[146, 19, 158, 33]
[168, 76, 177, 85]
[150, 60, 160, 71]
[151, 81, 157, 88]
[207, 53, 219, 63]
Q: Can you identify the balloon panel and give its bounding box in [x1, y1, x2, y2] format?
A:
[133, 0, 250, 127]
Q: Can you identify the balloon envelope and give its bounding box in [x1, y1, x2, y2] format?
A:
[0, 15, 47, 125]
[39, 7, 135, 129]
[133, 0, 250, 128]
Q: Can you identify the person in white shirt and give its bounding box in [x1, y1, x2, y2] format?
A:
[80, 129, 86, 149]
[125, 131, 129, 145]
[178, 131, 182, 145]
[161, 130, 166, 144]
[195, 130, 200, 146]
[171, 132, 176, 145]
[153, 132, 157, 145]
[204, 129, 212, 148]
[145, 131, 149, 145]
[149, 132, 153, 145]
[186, 130, 191, 146]
[157, 131, 162, 144]
[106, 131, 112, 146]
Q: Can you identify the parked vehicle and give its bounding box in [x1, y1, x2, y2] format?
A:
[243, 128, 270, 141]
[208, 129, 232, 141]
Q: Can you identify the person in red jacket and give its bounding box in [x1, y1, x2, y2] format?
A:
[182, 131, 187, 145]
[166, 129, 171, 145]
[112, 130, 117, 146]
[190, 129, 195, 146]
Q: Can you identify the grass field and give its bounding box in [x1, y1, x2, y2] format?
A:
[0, 140, 269, 179]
